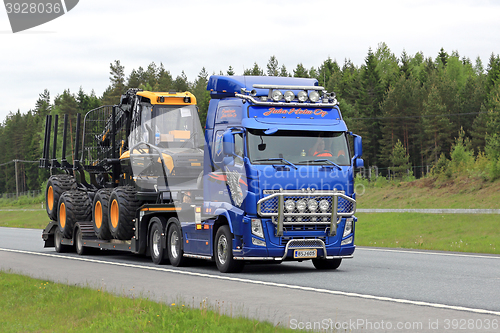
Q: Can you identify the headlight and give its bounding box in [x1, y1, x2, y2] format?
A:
[297, 90, 308, 102]
[307, 199, 318, 212]
[271, 89, 283, 102]
[319, 199, 329, 212]
[309, 91, 320, 102]
[285, 199, 295, 212]
[343, 218, 353, 237]
[284, 90, 294, 102]
[251, 219, 264, 238]
[296, 199, 307, 212]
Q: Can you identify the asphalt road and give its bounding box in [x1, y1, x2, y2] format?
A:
[1, 226, 500, 332]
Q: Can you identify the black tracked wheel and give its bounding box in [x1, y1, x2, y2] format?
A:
[46, 174, 76, 220]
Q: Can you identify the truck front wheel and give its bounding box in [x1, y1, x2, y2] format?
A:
[214, 225, 244, 273]
[312, 258, 342, 270]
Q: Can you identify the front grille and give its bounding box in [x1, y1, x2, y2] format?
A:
[257, 189, 356, 236]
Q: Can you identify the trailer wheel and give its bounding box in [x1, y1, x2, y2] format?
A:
[92, 188, 112, 240]
[54, 228, 73, 253]
[75, 227, 87, 256]
[46, 174, 76, 220]
[58, 190, 92, 239]
[149, 218, 169, 265]
[214, 225, 244, 273]
[312, 258, 342, 270]
[108, 186, 140, 240]
[167, 219, 189, 267]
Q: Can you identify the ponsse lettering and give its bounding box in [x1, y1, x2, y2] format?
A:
[263, 108, 328, 117]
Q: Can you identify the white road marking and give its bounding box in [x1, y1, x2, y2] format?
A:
[1, 247, 500, 317]
[357, 247, 500, 260]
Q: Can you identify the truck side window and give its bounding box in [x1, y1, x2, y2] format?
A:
[234, 132, 244, 158]
[213, 131, 224, 165]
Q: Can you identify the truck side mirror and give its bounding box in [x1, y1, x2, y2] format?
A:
[350, 133, 364, 168]
[354, 135, 362, 158]
[223, 130, 236, 156]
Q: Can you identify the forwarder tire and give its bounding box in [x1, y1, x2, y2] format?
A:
[46, 174, 76, 220]
[108, 186, 141, 240]
[58, 190, 92, 239]
[92, 188, 112, 240]
[214, 225, 244, 273]
[312, 258, 342, 270]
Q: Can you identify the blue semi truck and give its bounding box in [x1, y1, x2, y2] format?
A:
[41, 75, 363, 273]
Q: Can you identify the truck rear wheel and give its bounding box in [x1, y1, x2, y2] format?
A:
[214, 225, 244, 273]
[92, 188, 112, 240]
[46, 174, 76, 220]
[108, 186, 140, 240]
[312, 258, 342, 270]
[149, 217, 169, 265]
[167, 219, 189, 267]
[58, 190, 91, 239]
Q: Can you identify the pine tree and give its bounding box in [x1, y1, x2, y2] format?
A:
[356, 48, 384, 166]
[421, 84, 453, 164]
[390, 140, 411, 179]
[293, 63, 309, 78]
[102, 60, 126, 105]
[266, 56, 279, 76]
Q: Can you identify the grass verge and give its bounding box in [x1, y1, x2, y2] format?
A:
[0, 271, 291, 333]
[356, 212, 500, 254]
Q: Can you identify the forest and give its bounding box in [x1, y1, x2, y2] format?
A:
[1, 42, 500, 194]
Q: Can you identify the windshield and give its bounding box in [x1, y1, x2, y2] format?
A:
[248, 130, 350, 166]
[129, 104, 203, 149]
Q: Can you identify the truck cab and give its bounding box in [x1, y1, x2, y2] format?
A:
[199, 75, 363, 271]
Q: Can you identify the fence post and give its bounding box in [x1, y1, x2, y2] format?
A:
[14, 159, 19, 199]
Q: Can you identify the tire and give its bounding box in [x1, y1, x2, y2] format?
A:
[108, 186, 141, 240]
[54, 228, 73, 253]
[92, 188, 112, 240]
[167, 218, 189, 267]
[58, 190, 92, 239]
[46, 174, 76, 220]
[214, 225, 244, 273]
[312, 258, 342, 270]
[149, 217, 169, 265]
[75, 227, 87, 255]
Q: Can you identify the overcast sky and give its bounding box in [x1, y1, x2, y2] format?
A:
[0, 0, 499, 122]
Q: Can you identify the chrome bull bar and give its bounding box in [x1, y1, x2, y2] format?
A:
[257, 189, 356, 237]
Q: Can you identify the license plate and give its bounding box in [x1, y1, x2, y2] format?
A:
[294, 249, 317, 259]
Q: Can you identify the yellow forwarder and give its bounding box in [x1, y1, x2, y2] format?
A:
[40, 88, 204, 260]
